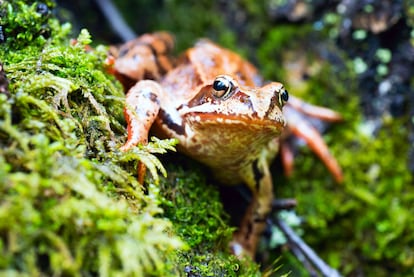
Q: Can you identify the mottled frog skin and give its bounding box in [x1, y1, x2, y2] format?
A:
[111, 32, 342, 257]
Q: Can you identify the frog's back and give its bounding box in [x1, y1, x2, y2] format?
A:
[161, 40, 263, 99]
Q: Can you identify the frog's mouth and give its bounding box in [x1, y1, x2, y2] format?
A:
[180, 101, 286, 129]
[183, 111, 286, 130]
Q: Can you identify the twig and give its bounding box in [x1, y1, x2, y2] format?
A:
[272, 198, 298, 210]
[93, 0, 136, 42]
[289, 241, 319, 277]
[275, 217, 342, 277]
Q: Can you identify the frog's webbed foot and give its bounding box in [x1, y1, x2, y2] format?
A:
[230, 201, 262, 258]
[120, 80, 163, 152]
[282, 95, 343, 182]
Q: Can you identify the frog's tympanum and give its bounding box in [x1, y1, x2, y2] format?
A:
[111, 32, 342, 257]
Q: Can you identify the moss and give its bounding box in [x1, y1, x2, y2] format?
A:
[157, 164, 261, 276]
[0, 1, 58, 49]
[0, 1, 185, 276]
[257, 21, 414, 276]
[159, 165, 232, 250]
[246, 11, 414, 274]
[257, 25, 316, 85]
[282, 116, 414, 275]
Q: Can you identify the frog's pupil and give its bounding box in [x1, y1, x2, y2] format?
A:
[213, 79, 227, 92]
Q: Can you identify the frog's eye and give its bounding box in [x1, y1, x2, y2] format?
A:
[278, 88, 289, 106]
[212, 75, 235, 100]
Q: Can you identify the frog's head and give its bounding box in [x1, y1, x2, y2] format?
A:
[182, 74, 288, 135]
[175, 74, 288, 173]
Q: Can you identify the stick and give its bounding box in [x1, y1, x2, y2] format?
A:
[94, 0, 136, 42]
[275, 217, 342, 277]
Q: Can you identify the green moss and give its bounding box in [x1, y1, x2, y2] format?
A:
[252, 15, 414, 275]
[158, 164, 261, 276]
[282, 116, 414, 275]
[259, 23, 414, 276]
[0, 1, 185, 276]
[159, 165, 232, 249]
[257, 25, 318, 85]
[0, 1, 58, 49]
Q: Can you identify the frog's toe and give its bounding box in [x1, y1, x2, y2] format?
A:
[229, 239, 255, 258]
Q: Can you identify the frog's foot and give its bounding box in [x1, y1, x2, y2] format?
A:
[229, 203, 265, 258]
[282, 95, 343, 182]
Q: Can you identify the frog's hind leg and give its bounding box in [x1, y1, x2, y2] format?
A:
[283, 95, 343, 183]
[230, 156, 274, 258]
[120, 80, 163, 151]
[112, 32, 175, 91]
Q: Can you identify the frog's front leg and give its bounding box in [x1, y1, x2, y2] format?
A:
[120, 80, 163, 151]
[230, 152, 274, 257]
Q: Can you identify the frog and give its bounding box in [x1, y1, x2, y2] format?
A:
[110, 32, 343, 257]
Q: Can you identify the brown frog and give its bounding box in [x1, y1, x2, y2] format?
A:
[111, 32, 342, 257]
